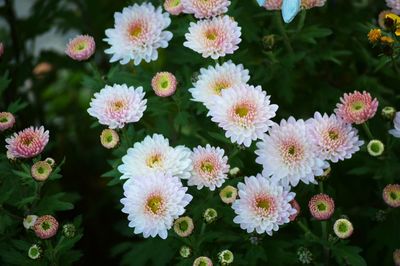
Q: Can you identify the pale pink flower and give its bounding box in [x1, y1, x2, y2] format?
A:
[383, 184, 400, 208]
[307, 112, 364, 163]
[182, 0, 230, 19]
[387, 0, 400, 14]
[289, 199, 300, 221]
[5, 126, 49, 159]
[188, 144, 229, 191]
[65, 35, 95, 61]
[334, 91, 379, 124]
[184, 15, 241, 59]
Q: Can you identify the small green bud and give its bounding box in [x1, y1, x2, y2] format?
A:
[179, 245, 191, 258]
[218, 249, 234, 265]
[367, 139, 385, 157]
[62, 223, 76, 238]
[28, 244, 42, 260]
[203, 208, 218, 224]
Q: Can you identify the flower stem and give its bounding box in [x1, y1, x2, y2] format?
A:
[297, 221, 319, 240]
[274, 12, 294, 54]
[362, 123, 374, 140]
[321, 220, 330, 266]
[297, 10, 307, 32]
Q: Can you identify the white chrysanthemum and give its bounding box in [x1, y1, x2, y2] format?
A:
[389, 112, 400, 138]
[104, 3, 173, 65]
[189, 60, 250, 108]
[121, 172, 192, 239]
[188, 144, 229, 191]
[232, 174, 296, 235]
[208, 84, 278, 147]
[307, 112, 364, 163]
[255, 117, 328, 187]
[182, 0, 231, 19]
[87, 84, 147, 129]
[184, 15, 241, 59]
[118, 134, 192, 180]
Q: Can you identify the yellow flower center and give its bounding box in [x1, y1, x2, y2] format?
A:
[147, 154, 162, 168]
[146, 196, 164, 214]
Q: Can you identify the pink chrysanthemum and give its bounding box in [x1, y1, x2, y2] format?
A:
[208, 84, 278, 147]
[301, 0, 327, 9]
[264, 0, 282, 10]
[256, 117, 328, 187]
[387, 0, 400, 14]
[151, 72, 177, 97]
[307, 112, 364, 163]
[184, 15, 241, 60]
[308, 194, 335, 220]
[182, 0, 230, 19]
[104, 3, 173, 65]
[121, 172, 193, 239]
[87, 84, 147, 129]
[0, 112, 15, 131]
[65, 35, 95, 61]
[33, 215, 59, 239]
[383, 184, 400, 208]
[188, 144, 229, 191]
[164, 0, 184, 15]
[5, 126, 49, 159]
[232, 174, 297, 235]
[334, 91, 379, 124]
[189, 60, 250, 108]
[289, 199, 301, 221]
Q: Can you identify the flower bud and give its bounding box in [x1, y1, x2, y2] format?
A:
[179, 245, 191, 258]
[62, 223, 76, 238]
[28, 244, 42, 260]
[33, 215, 59, 239]
[383, 184, 400, 208]
[333, 218, 354, 239]
[315, 167, 331, 182]
[0, 112, 15, 131]
[367, 139, 384, 157]
[262, 34, 275, 50]
[228, 167, 240, 177]
[381, 106, 396, 120]
[44, 157, 56, 167]
[203, 208, 218, 224]
[367, 29, 381, 44]
[31, 161, 53, 181]
[173, 216, 194, 237]
[289, 199, 301, 221]
[218, 249, 234, 265]
[219, 185, 237, 204]
[308, 194, 335, 220]
[193, 256, 212, 266]
[393, 249, 400, 266]
[100, 129, 120, 149]
[297, 247, 313, 264]
[23, 215, 38, 230]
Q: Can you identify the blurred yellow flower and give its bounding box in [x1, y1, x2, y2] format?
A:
[368, 29, 382, 43]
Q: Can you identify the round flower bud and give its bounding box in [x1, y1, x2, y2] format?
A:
[31, 161, 53, 181]
[164, 0, 183, 15]
[100, 128, 120, 149]
[383, 184, 400, 208]
[218, 249, 234, 265]
[308, 194, 335, 220]
[333, 218, 354, 239]
[219, 185, 237, 204]
[203, 208, 218, 224]
[382, 106, 396, 120]
[179, 245, 192, 258]
[0, 112, 15, 131]
[65, 34, 95, 61]
[394, 249, 400, 266]
[23, 215, 38, 229]
[28, 244, 42, 260]
[62, 223, 76, 238]
[193, 256, 213, 266]
[228, 167, 240, 177]
[367, 140, 385, 157]
[44, 157, 56, 167]
[374, 209, 387, 222]
[33, 62, 53, 77]
[297, 247, 313, 264]
[33, 215, 59, 239]
[173, 216, 194, 237]
[289, 199, 301, 221]
[262, 34, 275, 50]
[368, 29, 382, 43]
[151, 72, 177, 97]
